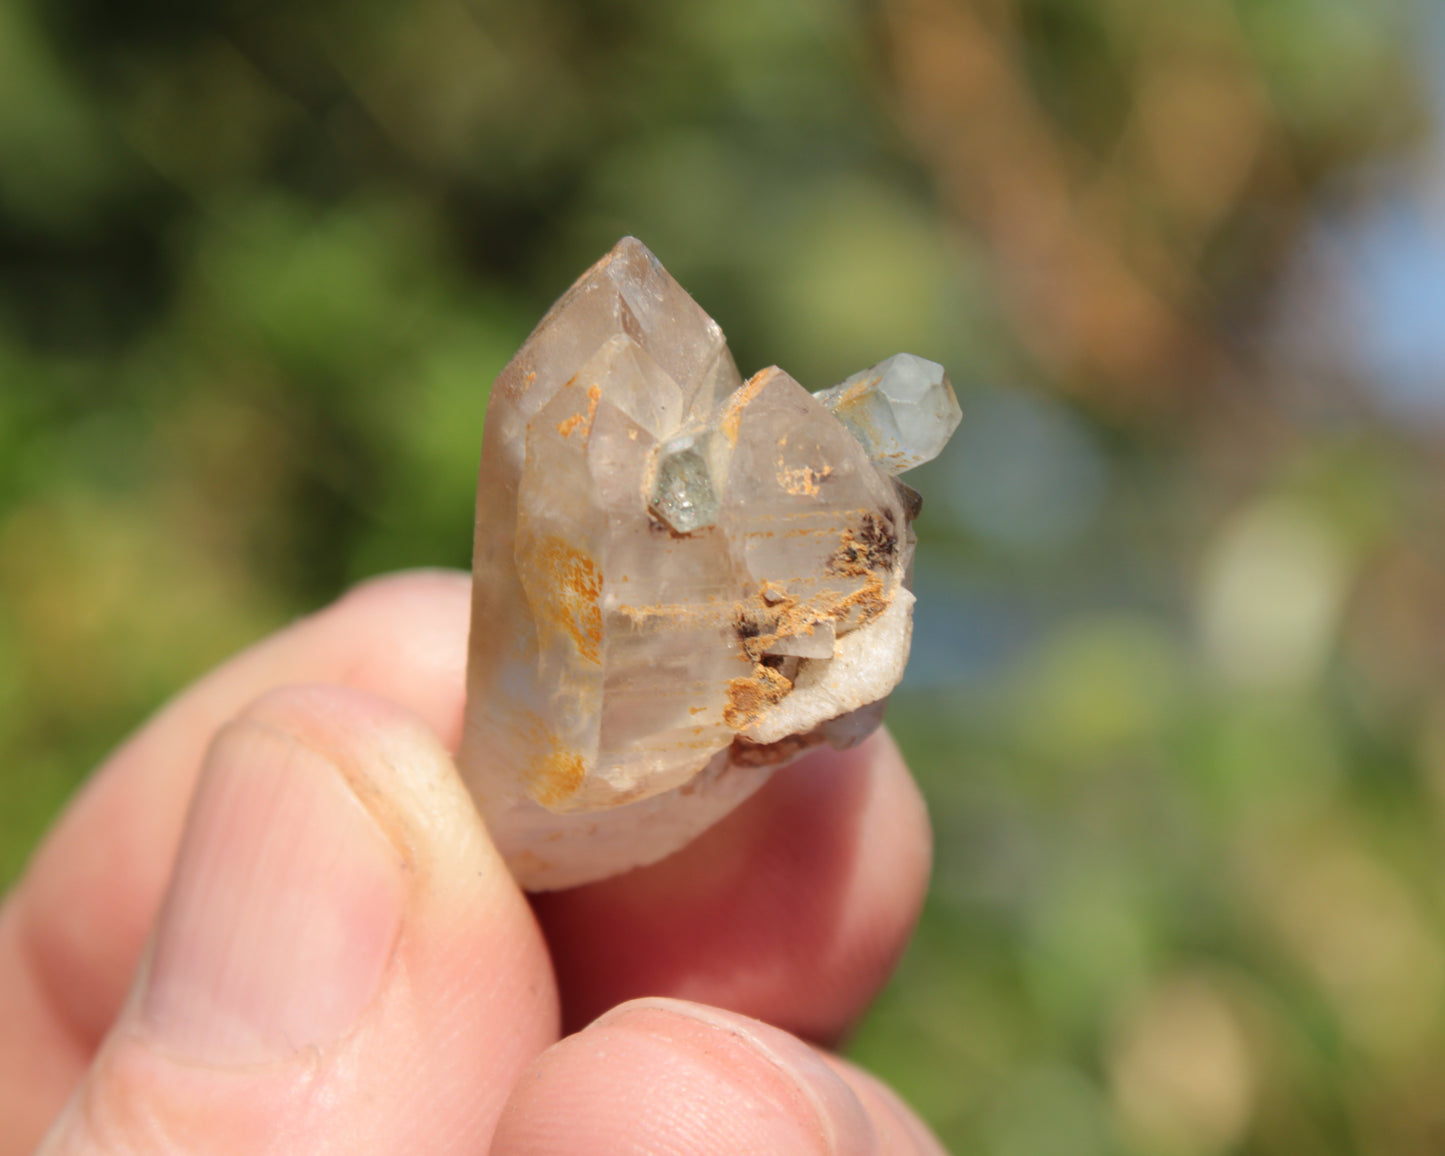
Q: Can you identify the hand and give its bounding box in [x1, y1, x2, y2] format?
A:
[0, 571, 945, 1154]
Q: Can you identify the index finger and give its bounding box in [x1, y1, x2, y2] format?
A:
[533, 727, 933, 1043]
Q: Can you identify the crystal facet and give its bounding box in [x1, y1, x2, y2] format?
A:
[813, 353, 962, 475]
[649, 434, 721, 533]
[458, 238, 958, 889]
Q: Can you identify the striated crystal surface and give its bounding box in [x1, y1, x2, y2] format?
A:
[458, 237, 958, 890]
[813, 353, 962, 475]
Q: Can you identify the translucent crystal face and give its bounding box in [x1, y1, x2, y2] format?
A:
[458, 237, 959, 888]
[813, 353, 962, 475]
[649, 436, 720, 533]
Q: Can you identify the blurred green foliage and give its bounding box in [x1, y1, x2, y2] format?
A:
[3, 0, 1442, 1151]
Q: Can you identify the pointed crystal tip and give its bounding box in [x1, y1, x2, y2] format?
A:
[813, 353, 962, 475]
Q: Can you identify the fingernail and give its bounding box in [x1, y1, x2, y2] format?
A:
[598, 999, 875, 1155]
[141, 720, 406, 1065]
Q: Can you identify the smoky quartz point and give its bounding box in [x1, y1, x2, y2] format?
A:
[458, 238, 960, 890]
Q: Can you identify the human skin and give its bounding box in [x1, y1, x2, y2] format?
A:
[0, 570, 945, 1154]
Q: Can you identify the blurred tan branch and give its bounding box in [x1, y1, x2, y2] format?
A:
[881, 0, 1281, 405]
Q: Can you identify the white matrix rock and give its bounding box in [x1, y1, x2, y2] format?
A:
[457, 238, 960, 890]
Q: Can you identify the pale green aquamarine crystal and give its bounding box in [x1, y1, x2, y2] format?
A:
[458, 237, 958, 890]
[648, 434, 721, 533]
[813, 353, 962, 475]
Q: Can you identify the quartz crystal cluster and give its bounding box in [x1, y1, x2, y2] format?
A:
[458, 238, 960, 889]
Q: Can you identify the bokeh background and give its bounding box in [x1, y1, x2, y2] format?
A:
[3, 0, 1444, 1150]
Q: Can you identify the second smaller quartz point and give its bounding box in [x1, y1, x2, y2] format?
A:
[649, 434, 720, 533]
[814, 353, 962, 476]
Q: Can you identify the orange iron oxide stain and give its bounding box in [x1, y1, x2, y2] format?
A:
[532, 536, 604, 664]
[529, 744, 588, 808]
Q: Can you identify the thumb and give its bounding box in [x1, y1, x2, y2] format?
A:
[38, 686, 557, 1155]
